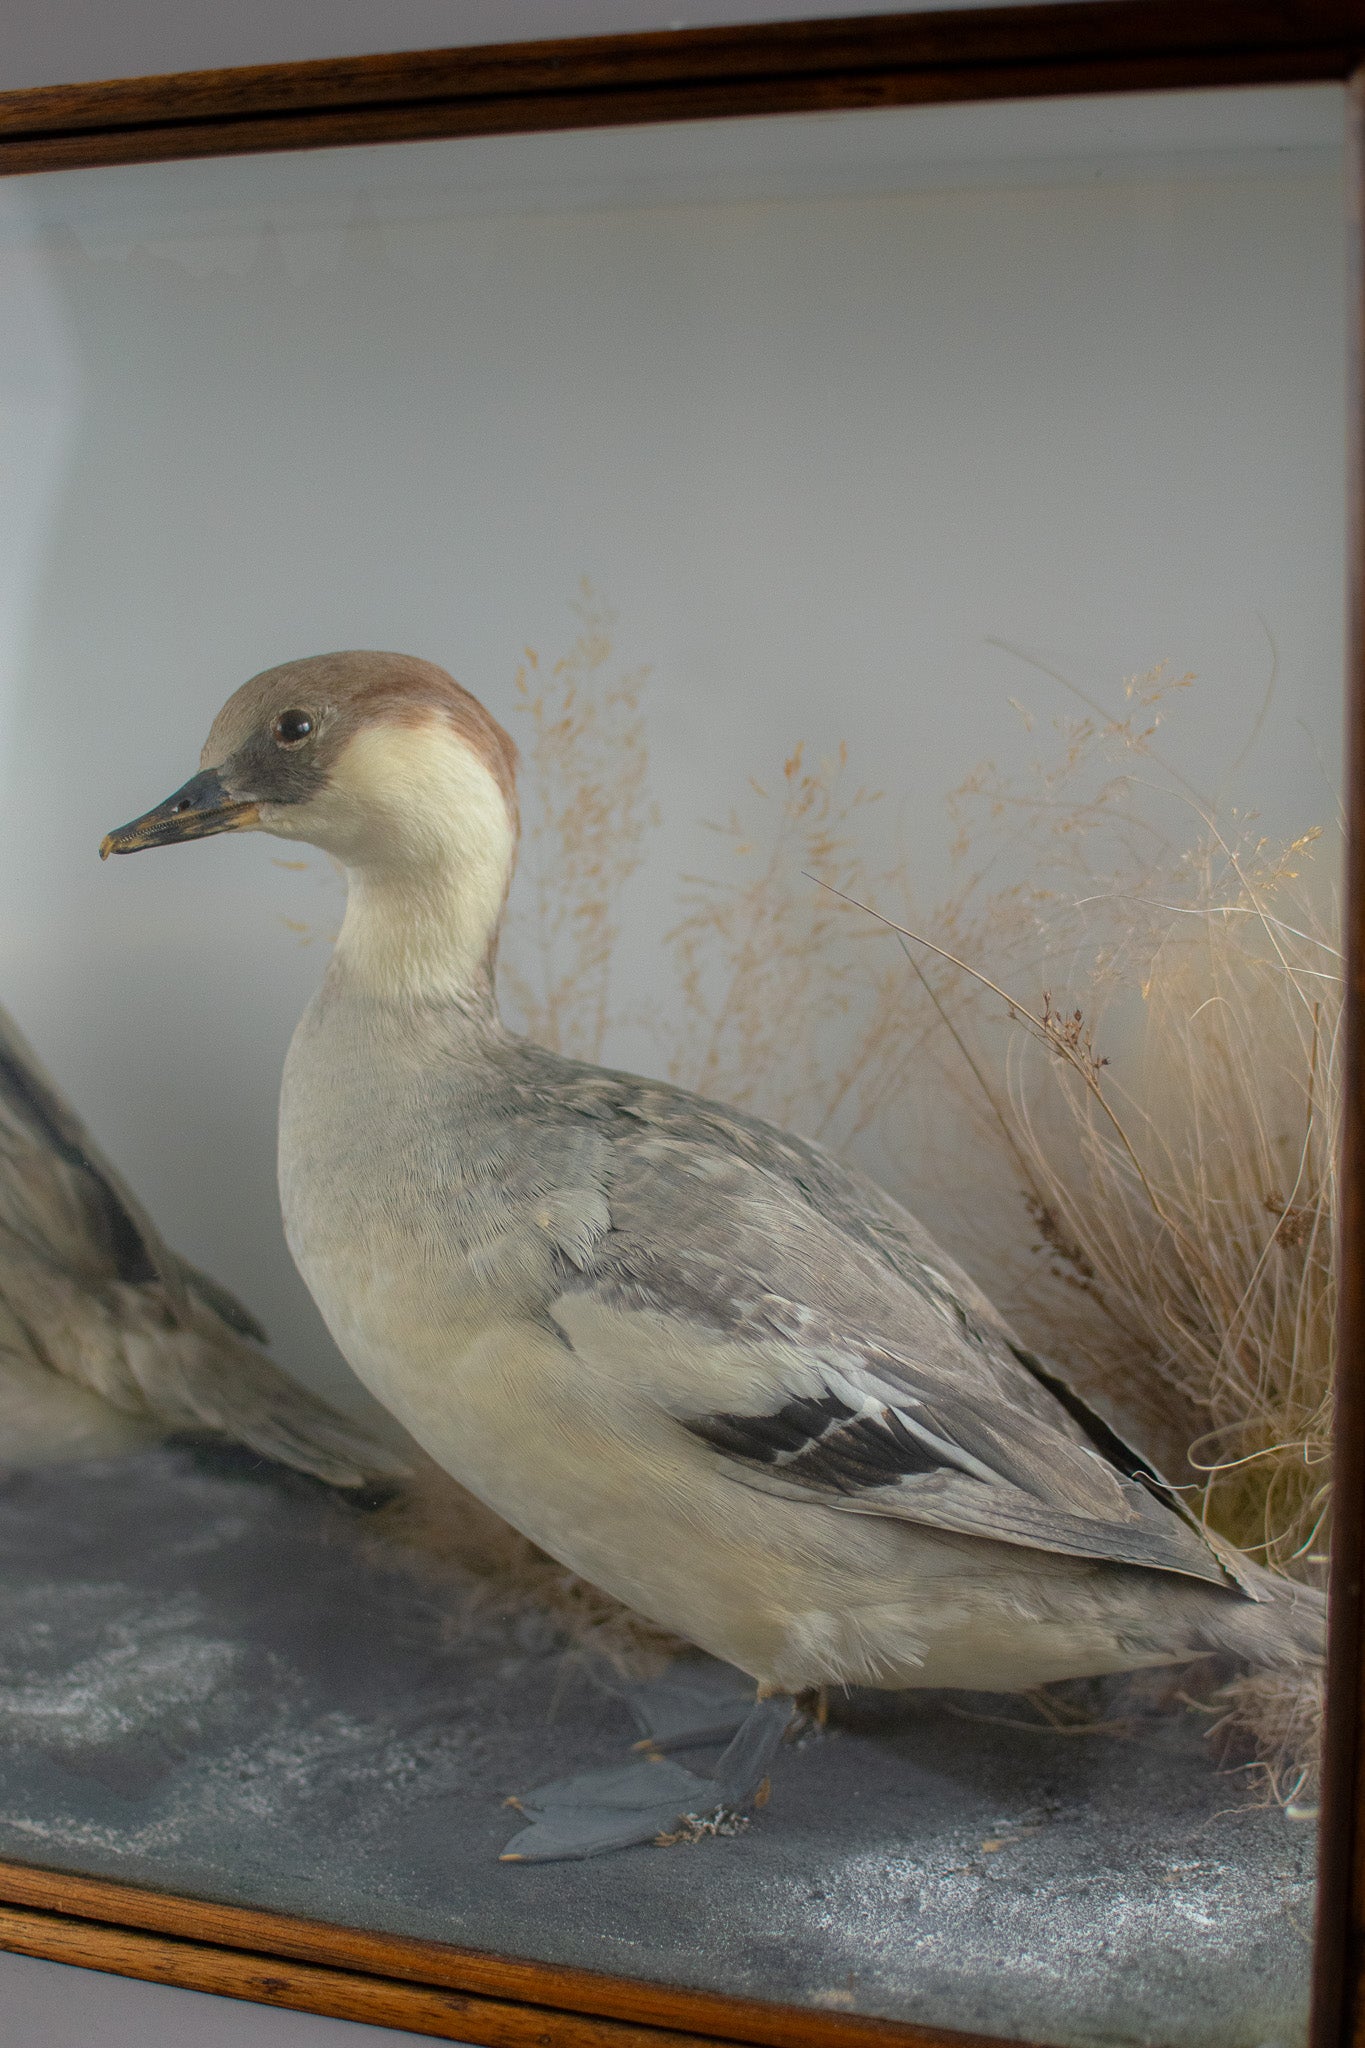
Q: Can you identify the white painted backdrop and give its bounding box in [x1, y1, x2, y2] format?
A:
[0, 87, 1344, 1414]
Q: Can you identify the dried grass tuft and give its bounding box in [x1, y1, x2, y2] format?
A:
[1210, 1669, 1324, 1811]
[894, 668, 1337, 1590]
[651, 654, 1336, 1794]
[500, 581, 658, 1060]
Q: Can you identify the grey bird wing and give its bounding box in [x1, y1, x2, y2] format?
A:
[530, 1063, 1229, 1589]
[0, 1003, 402, 1485]
[0, 1004, 183, 1300]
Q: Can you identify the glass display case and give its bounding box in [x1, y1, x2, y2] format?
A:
[0, 8, 1359, 2047]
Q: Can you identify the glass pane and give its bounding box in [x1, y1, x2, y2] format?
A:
[0, 78, 1343, 2048]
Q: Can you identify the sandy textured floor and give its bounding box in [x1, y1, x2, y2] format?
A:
[0, 1446, 1313, 2048]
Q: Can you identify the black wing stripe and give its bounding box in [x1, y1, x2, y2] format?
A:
[686, 1387, 854, 1462]
[1008, 1342, 1165, 1485]
[685, 1389, 960, 1493]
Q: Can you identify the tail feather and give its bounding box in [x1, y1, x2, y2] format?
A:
[1199, 1560, 1326, 1670]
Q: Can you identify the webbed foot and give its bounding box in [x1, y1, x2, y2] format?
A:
[617, 1661, 758, 1756]
[500, 1693, 793, 1863]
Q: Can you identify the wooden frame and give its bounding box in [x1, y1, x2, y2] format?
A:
[0, 2, 1361, 2042]
[0, 1, 1361, 174]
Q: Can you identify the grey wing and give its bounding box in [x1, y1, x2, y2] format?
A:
[0, 1003, 402, 1485]
[537, 1067, 1229, 1589]
[0, 1005, 180, 1297]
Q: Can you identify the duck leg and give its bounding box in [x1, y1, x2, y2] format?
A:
[499, 1692, 795, 1863]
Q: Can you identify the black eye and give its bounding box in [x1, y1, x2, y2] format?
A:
[273, 708, 314, 746]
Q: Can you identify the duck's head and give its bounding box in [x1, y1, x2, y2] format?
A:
[101, 652, 520, 999]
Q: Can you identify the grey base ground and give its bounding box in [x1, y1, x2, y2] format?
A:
[0, 1447, 1313, 2048]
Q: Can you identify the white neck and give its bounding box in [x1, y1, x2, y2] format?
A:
[334, 862, 502, 1009]
[317, 721, 516, 1009]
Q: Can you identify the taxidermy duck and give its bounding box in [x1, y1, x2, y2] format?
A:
[0, 998, 404, 1487]
[102, 652, 1326, 1861]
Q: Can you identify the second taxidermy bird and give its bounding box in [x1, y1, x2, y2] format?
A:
[0, 1001, 403, 1488]
[102, 652, 1326, 1859]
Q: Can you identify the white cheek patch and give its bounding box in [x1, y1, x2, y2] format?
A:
[324, 717, 518, 1000]
[332, 719, 512, 864]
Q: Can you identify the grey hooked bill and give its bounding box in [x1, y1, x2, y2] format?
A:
[100, 769, 259, 858]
